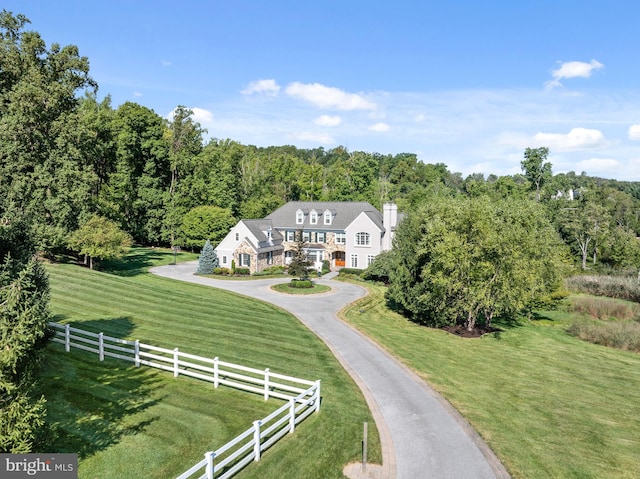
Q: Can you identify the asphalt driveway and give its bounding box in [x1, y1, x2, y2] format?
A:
[151, 262, 509, 479]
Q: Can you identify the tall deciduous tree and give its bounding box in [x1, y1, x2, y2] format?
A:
[0, 211, 51, 452]
[387, 196, 567, 331]
[521, 147, 552, 202]
[107, 102, 169, 244]
[179, 205, 236, 250]
[164, 106, 204, 248]
[0, 11, 97, 253]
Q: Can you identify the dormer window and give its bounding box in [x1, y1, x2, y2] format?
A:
[266, 227, 272, 241]
[296, 209, 304, 224]
[324, 210, 332, 225]
[310, 210, 318, 225]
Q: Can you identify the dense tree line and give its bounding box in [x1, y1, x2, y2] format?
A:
[3, 10, 639, 269]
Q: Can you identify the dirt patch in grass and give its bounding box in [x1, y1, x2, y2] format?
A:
[442, 324, 501, 338]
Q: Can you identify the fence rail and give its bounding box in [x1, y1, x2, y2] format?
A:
[48, 322, 321, 479]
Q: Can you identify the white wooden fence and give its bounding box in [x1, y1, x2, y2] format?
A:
[48, 322, 321, 479]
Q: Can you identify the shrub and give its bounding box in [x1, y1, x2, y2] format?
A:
[234, 267, 250, 276]
[565, 275, 640, 303]
[321, 260, 331, 275]
[568, 319, 640, 352]
[338, 268, 363, 276]
[569, 296, 640, 321]
[290, 279, 312, 288]
[213, 267, 231, 275]
[361, 250, 395, 284]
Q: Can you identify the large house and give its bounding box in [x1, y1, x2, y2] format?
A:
[215, 202, 399, 274]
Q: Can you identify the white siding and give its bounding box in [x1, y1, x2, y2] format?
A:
[215, 221, 256, 267]
[344, 212, 384, 268]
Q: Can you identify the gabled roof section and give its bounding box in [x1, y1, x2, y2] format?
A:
[240, 219, 283, 243]
[266, 201, 382, 230]
[362, 210, 384, 231]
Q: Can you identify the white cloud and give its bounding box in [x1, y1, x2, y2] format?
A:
[628, 124, 640, 141]
[533, 127, 606, 151]
[314, 115, 342, 127]
[191, 107, 214, 124]
[414, 113, 426, 122]
[161, 59, 172, 67]
[368, 122, 390, 132]
[545, 59, 604, 90]
[285, 82, 376, 110]
[293, 131, 335, 144]
[241, 79, 281, 96]
[133, 91, 143, 97]
[576, 157, 621, 175]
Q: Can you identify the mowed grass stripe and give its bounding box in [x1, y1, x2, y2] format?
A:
[48, 268, 293, 335]
[343, 283, 640, 479]
[44, 260, 381, 479]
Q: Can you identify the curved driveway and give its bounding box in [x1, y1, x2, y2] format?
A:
[151, 262, 509, 479]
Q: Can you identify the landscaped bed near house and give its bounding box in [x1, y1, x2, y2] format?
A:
[39, 249, 381, 479]
[341, 282, 640, 479]
[271, 281, 331, 294]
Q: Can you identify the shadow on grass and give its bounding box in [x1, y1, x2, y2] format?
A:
[39, 316, 164, 459]
[100, 247, 174, 277]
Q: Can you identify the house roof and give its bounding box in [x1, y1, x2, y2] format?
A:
[241, 219, 283, 243]
[265, 201, 383, 230]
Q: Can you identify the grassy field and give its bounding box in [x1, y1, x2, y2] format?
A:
[39, 248, 381, 478]
[342, 282, 640, 478]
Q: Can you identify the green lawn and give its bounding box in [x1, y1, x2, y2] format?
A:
[342, 282, 640, 479]
[39, 249, 380, 478]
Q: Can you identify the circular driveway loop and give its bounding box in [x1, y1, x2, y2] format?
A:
[151, 262, 510, 479]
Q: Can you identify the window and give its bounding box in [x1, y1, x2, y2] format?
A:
[266, 251, 273, 265]
[350, 254, 358, 268]
[284, 250, 293, 264]
[302, 231, 310, 242]
[335, 232, 346, 244]
[324, 210, 332, 225]
[286, 230, 295, 242]
[367, 254, 376, 266]
[266, 227, 272, 241]
[239, 254, 250, 267]
[355, 232, 371, 246]
[222, 256, 227, 265]
[235, 232, 239, 241]
[310, 210, 318, 224]
[316, 232, 325, 243]
[296, 209, 304, 224]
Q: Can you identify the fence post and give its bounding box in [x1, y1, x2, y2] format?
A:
[134, 340, 140, 367]
[205, 451, 215, 479]
[99, 333, 104, 361]
[65, 324, 70, 352]
[264, 368, 270, 400]
[289, 398, 296, 433]
[314, 380, 321, 413]
[174, 348, 179, 378]
[253, 420, 262, 461]
[213, 357, 219, 388]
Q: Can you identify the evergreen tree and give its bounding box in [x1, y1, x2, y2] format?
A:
[0, 211, 51, 452]
[197, 240, 218, 274]
[287, 230, 312, 280]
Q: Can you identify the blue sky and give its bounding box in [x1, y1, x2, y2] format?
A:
[6, 1, 640, 180]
